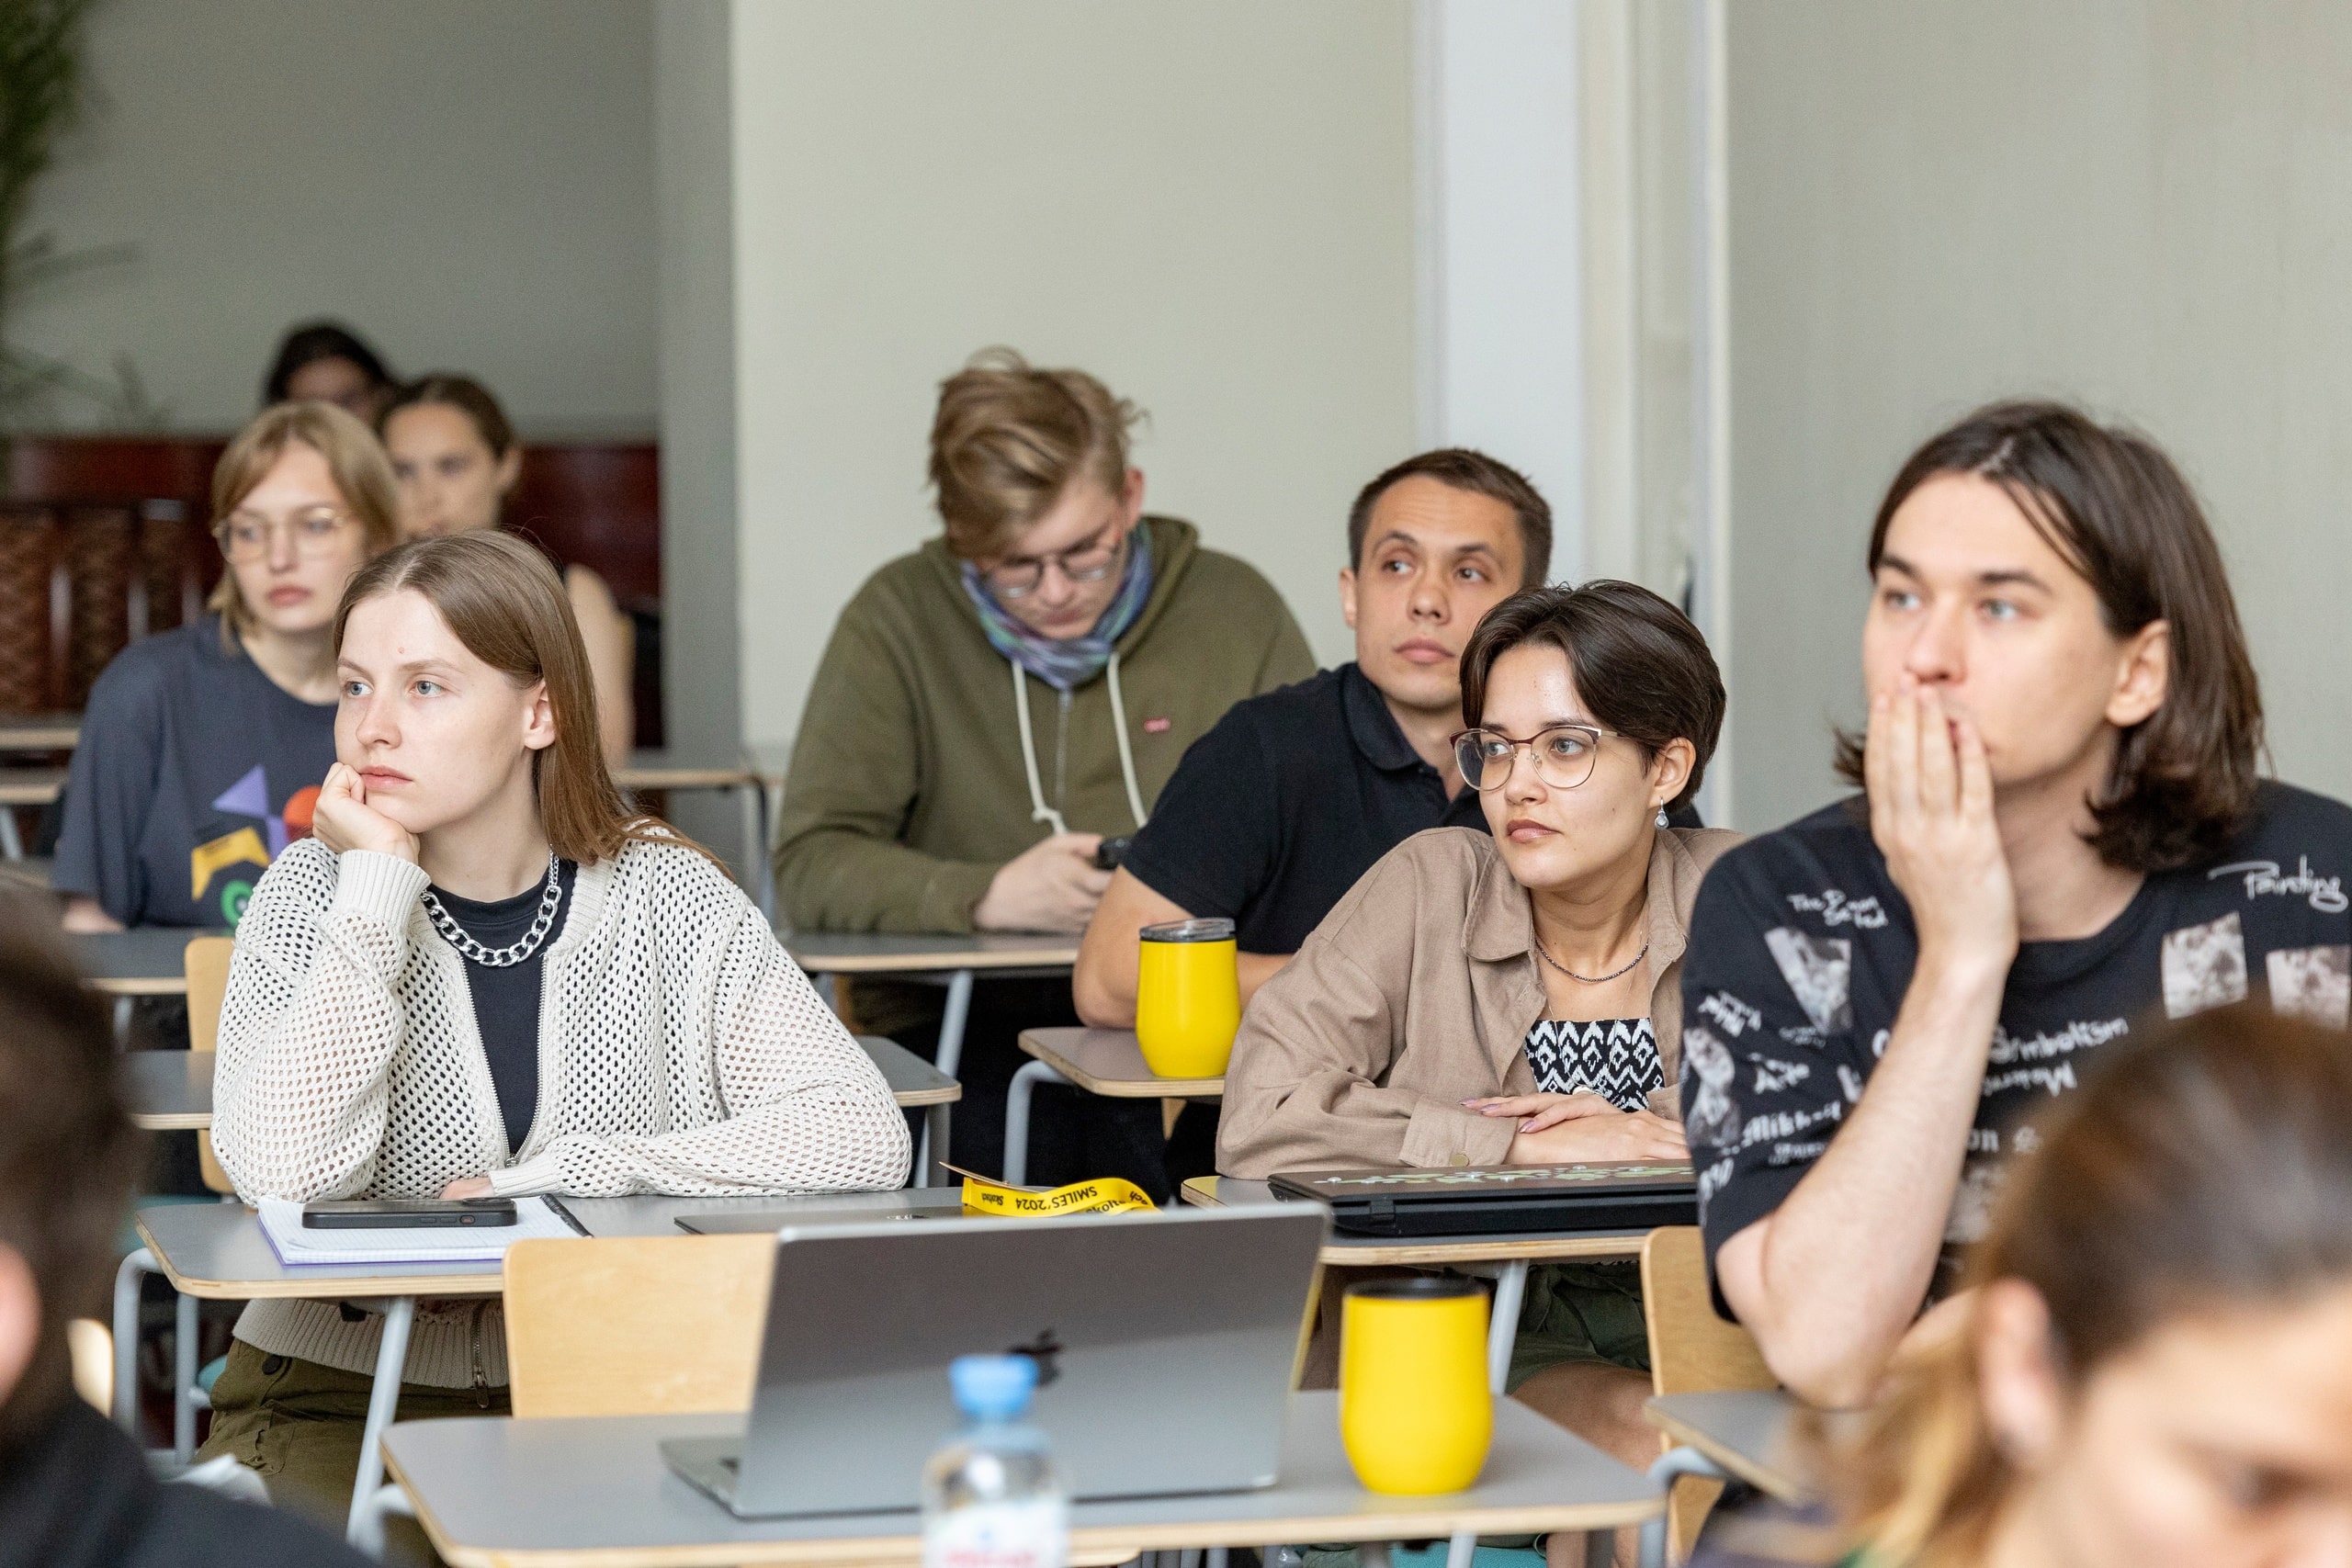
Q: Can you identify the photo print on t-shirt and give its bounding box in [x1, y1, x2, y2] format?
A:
[2267, 944, 2352, 1027]
[1763, 926, 1853, 1032]
[1679, 1022, 1743, 1152]
[2161, 911, 2250, 1019]
[1943, 1156, 2007, 1246]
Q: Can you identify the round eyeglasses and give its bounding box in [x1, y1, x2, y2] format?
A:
[980, 523, 1126, 600]
[214, 508, 356, 565]
[1451, 724, 1623, 793]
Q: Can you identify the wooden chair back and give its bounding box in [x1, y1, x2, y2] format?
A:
[1643, 1226, 1778, 1561]
[183, 936, 236, 1195]
[503, 1235, 775, 1418]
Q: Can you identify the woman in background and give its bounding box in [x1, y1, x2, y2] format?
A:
[379, 373, 636, 762]
[54, 402, 399, 931]
[1805, 1003, 2352, 1567]
[261, 321, 397, 423]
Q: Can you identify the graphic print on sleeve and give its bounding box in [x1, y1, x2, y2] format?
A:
[1680, 783, 2352, 1300]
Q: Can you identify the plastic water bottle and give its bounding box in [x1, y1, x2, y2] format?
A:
[922, 1354, 1069, 1568]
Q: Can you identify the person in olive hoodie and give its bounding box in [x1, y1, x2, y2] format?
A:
[775, 349, 1316, 1194]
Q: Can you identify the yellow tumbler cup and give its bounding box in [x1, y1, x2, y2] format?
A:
[1339, 1277, 1493, 1495]
[1135, 918, 1241, 1077]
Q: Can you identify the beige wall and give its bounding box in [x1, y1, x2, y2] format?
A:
[13, 0, 655, 434]
[1724, 0, 2352, 831]
[729, 0, 1418, 748]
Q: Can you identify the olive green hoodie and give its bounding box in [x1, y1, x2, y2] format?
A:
[775, 514, 1316, 934]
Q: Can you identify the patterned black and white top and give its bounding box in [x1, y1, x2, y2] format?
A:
[1679, 780, 2352, 1301]
[1523, 1017, 1664, 1111]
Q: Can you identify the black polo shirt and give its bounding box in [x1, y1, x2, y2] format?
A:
[1120, 663, 1490, 953]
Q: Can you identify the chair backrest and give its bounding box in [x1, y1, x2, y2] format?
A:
[184, 936, 233, 1052]
[184, 936, 237, 1195]
[503, 1235, 775, 1418]
[1641, 1225, 1775, 1395]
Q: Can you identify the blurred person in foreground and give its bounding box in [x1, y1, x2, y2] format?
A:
[0, 895, 369, 1565]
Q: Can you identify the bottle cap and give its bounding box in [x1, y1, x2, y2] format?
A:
[949, 1354, 1037, 1420]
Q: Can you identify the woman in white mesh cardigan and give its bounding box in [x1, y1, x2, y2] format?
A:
[198, 530, 909, 1536]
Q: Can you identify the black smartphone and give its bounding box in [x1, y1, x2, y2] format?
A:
[301, 1198, 520, 1229]
[1092, 836, 1132, 871]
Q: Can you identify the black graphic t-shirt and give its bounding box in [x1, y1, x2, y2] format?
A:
[52, 618, 338, 929]
[1681, 782, 2352, 1297]
[1525, 1017, 1664, 1111]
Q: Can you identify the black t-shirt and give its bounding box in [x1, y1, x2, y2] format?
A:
[1119, 663, 1488, 953]
[52, 617, 338, 929]
[427, 859, 577, 1154]
[1682, 781, 2352, 1296]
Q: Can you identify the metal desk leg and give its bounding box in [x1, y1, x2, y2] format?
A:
[352, 1483, 417, 1561]
[345, 1297, 417, 1544]
[1002, 1060, 1069, 1187]
[924, 1101, 954, 1190]
[112, 1248, 157, 1433]
[935, 969, 976, 1080]
[173, 1289, 200, 1463]
[0, 808, 21, 861]
[1639, 1447, 1730, 1568]
[1442, 1259, 1532, 1568]
[740, 777, 776, 925]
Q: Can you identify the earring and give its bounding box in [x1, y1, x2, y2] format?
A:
[1656, 807, 1670, 829]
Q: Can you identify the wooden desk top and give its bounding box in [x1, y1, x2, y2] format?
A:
[0, 766, 67, 806]
[1018, 1026, 1225, 1099]
[782, 931, 1080, 975]
[1645, 1390, 1812, 1504]
[1182, 1177, 1649, 1268]
[121, 1036, 954, 1133]
[70, 927, 220, 995]
[383, 1392, 1658, 1567]
[614, 751, 758, 792]
[0, 715, 78, 750]
[131, 1190, 973, 1303]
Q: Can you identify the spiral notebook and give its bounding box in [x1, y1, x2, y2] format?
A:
[256, 1196, 582, 1267]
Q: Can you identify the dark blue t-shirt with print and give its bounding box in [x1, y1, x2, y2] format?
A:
[52, 617, 338, 929]
[1679, 781, 2352, 1301]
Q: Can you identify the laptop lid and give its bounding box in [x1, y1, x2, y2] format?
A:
[720, 1204, 1328, 1517]
[1270, 1162, 1697, 1237]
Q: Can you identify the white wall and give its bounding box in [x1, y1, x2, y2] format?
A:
[729, 0, 1419, 748]
[1724, 0, 2352, 830]
[13, 0, 656, 434]
[1417, 0, 1580, 581]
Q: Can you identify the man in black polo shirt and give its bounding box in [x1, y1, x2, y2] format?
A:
[1071, 448, 1544, 1172]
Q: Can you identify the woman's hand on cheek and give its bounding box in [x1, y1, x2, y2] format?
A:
[312, 763, 422, 863]
[440, 1175, 493, 1200]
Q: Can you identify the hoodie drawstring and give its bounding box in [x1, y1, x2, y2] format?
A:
[1008, 654, 1149, 840]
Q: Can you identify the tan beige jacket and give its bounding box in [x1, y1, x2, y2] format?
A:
[1217, 824, 1741, 1179]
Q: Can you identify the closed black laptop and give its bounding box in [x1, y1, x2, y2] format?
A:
[1269, 1161, 1697, 1237]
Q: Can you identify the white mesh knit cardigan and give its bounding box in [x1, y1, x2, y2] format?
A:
[211, 837, 910, 1386]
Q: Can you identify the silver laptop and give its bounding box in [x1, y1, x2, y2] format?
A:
[661, 1203, 1329, 1517]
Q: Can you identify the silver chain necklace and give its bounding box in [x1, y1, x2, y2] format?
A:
[1534, 936, 1649, 986]
[422, 852, 563, 967]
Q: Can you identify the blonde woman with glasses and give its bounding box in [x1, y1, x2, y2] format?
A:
[55, 402, 400, 932]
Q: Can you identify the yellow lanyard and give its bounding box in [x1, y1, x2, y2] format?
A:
[957, 1173, 1157, 1217]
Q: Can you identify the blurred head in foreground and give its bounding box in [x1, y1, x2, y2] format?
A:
[1840, 1001, 2352, 1568]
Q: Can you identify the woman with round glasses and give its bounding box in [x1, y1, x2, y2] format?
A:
[1220, 581, 1737, 1529]
[54, 402, 401, 931]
